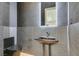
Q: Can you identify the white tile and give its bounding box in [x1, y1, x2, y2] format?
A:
[70, 23, 79, 56]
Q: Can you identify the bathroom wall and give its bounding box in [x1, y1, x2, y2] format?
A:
[0, 2, 10, 38]
[56, 2, 68, 26]
[17, 2, 68, 56]
[52, 26, 68, 56]
[0, 2, 17, 55]
[69, 23, 79, 56]
[0, 26, 3, 56]
[0, 2, 9, 56]
[21, 26, 68, 56]
[2, 3, 9, 26]
[2, 2, 17, 47]
[69, 2, 79, 24]
[9, 2, 17, 45]
[17, 2, 79, 56]
[17, 2, 41, 27]
[69, 2, 79, 56]
[17, 2, 41, 50]
[0, 2, 10, 39]
[30, 26, 68, 56]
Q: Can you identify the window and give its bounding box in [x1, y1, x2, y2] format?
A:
[41, 2, 56, 27]
[45, 7, 56, 27]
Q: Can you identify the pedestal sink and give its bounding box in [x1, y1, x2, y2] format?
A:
[35, 36, 59, 56]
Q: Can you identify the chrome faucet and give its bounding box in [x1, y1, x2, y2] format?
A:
[46, 32, 50, 37]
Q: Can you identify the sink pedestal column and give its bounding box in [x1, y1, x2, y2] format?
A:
[42, 44, 53, 56]
[49, 44, 51, 56]
[39, 40, 59, 56]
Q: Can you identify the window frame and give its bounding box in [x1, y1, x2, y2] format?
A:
[41, 2, 57, 27]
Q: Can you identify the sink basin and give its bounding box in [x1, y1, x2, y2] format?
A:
[39, 36, 56, 40]
[35, 36, 59, 45]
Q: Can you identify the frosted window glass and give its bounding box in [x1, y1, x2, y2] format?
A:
[45, 7, 56, 27]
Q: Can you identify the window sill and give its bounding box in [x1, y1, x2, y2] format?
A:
[40, 25, 57, 28]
